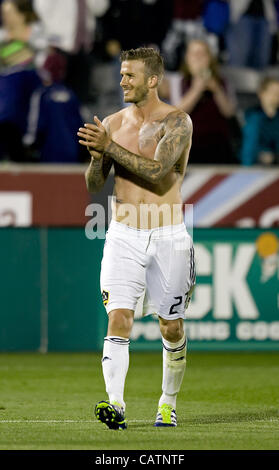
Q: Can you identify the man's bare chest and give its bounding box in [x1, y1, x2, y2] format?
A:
[111, 120, 165, 158]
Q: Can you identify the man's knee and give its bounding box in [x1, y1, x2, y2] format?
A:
[107, 309, 134, 338]
[159, 318, 184, 343]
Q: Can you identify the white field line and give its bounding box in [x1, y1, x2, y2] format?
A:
[0, 418, 278, 425]
[0, 419, 152, 424]
[0, 367, 97, 371]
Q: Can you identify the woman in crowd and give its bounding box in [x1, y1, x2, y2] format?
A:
[176, 38, 238, 164]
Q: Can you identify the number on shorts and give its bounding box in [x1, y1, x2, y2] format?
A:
[169, 296, 183, 315]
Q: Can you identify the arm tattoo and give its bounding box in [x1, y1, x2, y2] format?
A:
[104, 140, 162, 184]
[85, 117, 113, 193]
[85, 157, 104, 193]
[174, 162, 181, 173]
[104, 111, 192, 184]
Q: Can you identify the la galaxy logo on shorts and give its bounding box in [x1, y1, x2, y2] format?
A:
[102, 290, 109, 306]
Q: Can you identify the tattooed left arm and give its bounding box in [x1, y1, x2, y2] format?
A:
[105, 112, 192, 184]
[78, 112, 192, 184]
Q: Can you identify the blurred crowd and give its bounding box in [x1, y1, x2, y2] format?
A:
[0, 0, 279, 166]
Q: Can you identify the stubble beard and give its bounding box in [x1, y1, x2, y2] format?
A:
[124, 83, 149, 105]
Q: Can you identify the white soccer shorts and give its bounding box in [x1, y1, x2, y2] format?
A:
[100, 220, 196, 320]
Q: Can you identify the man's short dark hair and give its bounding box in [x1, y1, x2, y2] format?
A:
[120, 47, 164, 83]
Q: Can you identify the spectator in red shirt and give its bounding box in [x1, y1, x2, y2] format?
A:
[177, 39, 237, 164]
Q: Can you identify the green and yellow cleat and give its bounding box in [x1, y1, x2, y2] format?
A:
[95, 400, 127, 430]
[154, 404, 177, 427]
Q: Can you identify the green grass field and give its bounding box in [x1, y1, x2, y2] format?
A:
[0, 351, 278, 450]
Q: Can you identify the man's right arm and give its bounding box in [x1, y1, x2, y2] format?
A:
[85, 152, 113, 193]
[84, 117, 113, 193]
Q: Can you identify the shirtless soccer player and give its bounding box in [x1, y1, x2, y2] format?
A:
[77, 48, 195, 430]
